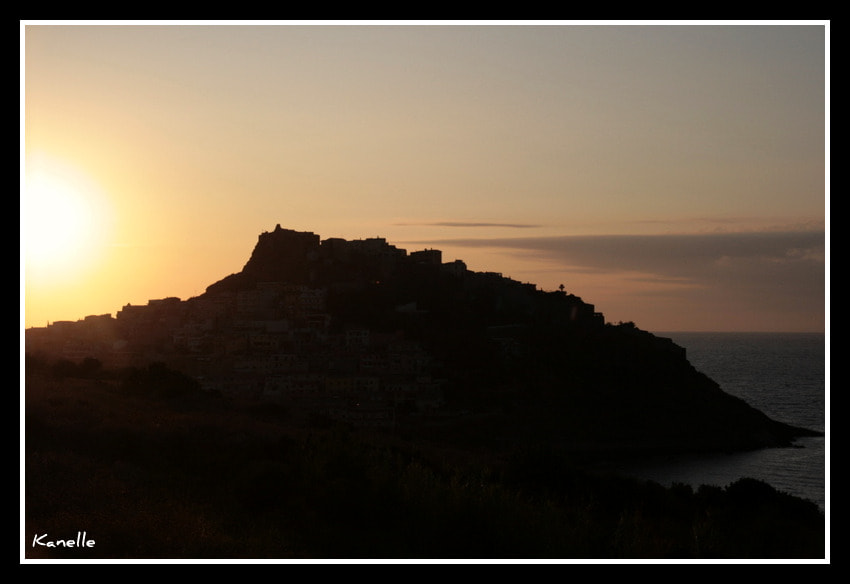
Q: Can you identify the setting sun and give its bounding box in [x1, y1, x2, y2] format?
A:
[23, 157, 113, 285]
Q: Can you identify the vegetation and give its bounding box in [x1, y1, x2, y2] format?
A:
[24, 356, 824, 560]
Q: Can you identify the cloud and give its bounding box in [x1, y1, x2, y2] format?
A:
[413, 229, 827, 329]
[393, 221, 543, 229]
[418, 230, 825, 275]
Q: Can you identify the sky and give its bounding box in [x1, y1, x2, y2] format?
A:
[21, 21, 828, 333]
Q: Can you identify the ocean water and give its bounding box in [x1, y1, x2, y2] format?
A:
[606, 332, 827, 512]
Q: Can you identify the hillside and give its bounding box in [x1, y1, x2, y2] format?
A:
[25, 225, 820, 463]
[24, 364, 825, 559]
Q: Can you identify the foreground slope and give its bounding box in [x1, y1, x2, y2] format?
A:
[24, 366, 825, 559]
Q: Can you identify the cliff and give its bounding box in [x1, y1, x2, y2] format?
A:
[201, 225, 820, 457]
[27, 224, 821, 462]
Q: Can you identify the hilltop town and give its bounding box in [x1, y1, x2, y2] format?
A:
[24, 224, 814, 458]
[25, 225, 610, 427]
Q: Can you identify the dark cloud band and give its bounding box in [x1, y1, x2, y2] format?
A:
[393, 221, 542, 229]
[404, 230, 826, 327]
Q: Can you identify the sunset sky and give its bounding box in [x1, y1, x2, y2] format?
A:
[22, 21, 828, 333]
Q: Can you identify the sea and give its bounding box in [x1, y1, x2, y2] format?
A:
[603, 332, 827, 513]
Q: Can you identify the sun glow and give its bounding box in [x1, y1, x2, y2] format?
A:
[23, 158, 114, 286]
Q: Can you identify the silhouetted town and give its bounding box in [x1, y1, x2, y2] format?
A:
[26, 224, 810, 458]
[26, 226, 614, 428]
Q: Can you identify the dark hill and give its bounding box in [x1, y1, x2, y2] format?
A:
[199, 225, 820, 460]
[27, 224, 821, 464]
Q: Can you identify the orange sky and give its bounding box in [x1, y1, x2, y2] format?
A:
[22, 22, 828, 333]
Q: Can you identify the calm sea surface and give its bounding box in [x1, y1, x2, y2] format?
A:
[603, 332, 826, 512]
